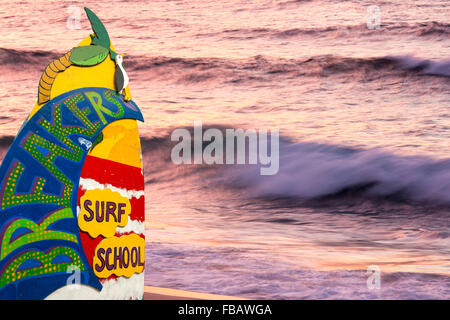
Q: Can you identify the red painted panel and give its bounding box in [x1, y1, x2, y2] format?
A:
[80, 155, 144, 191]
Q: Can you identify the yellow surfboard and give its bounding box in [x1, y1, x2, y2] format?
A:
[30, 8, 145, 300]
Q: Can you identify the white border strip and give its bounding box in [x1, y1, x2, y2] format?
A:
[116, 219, 145, 235]
[79, 178, 144, 199]
[46, 273, 144, 300]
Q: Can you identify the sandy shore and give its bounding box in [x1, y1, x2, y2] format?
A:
[144, 286, 246, 300]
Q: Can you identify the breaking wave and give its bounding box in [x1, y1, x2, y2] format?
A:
[223, 139, 450, 206]
[200, 21, 450, 39]
[1, 47, 448, 83]
[135, 128, 450, 207]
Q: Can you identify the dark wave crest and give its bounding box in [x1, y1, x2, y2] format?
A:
[136, 127, 450, 207]
[198, 21, 450, 39]
[124, 54, 450, 84]
[1, 47, 448, 83]
[224, 141, 450, 207]
[0, 48, 59, 69]
[0, 136, 14, 149]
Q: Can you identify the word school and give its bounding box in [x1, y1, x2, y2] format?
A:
[171, 121, 279, 175]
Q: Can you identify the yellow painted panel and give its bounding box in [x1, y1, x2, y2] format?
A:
[50, 36, 116, 101]
[93, 234, 145, 278]
[89, 120, 143, 169]
[79, 189, 131, 238]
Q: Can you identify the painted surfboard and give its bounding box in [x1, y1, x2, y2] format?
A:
[0, 8, 145, 300]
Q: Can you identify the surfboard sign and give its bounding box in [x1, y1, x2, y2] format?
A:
[0, 8, 145, 300]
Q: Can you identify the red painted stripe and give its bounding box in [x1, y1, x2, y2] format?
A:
[80, 155, 144, 191]
[79, 230, 104, 267]
[129, 197, 144, 222]
[113, 232, 145, 240]
[78, 188, 86, 200]
[77, 155, 145, 282]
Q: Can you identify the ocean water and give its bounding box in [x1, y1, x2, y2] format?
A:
[0, 0, 449, 299]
